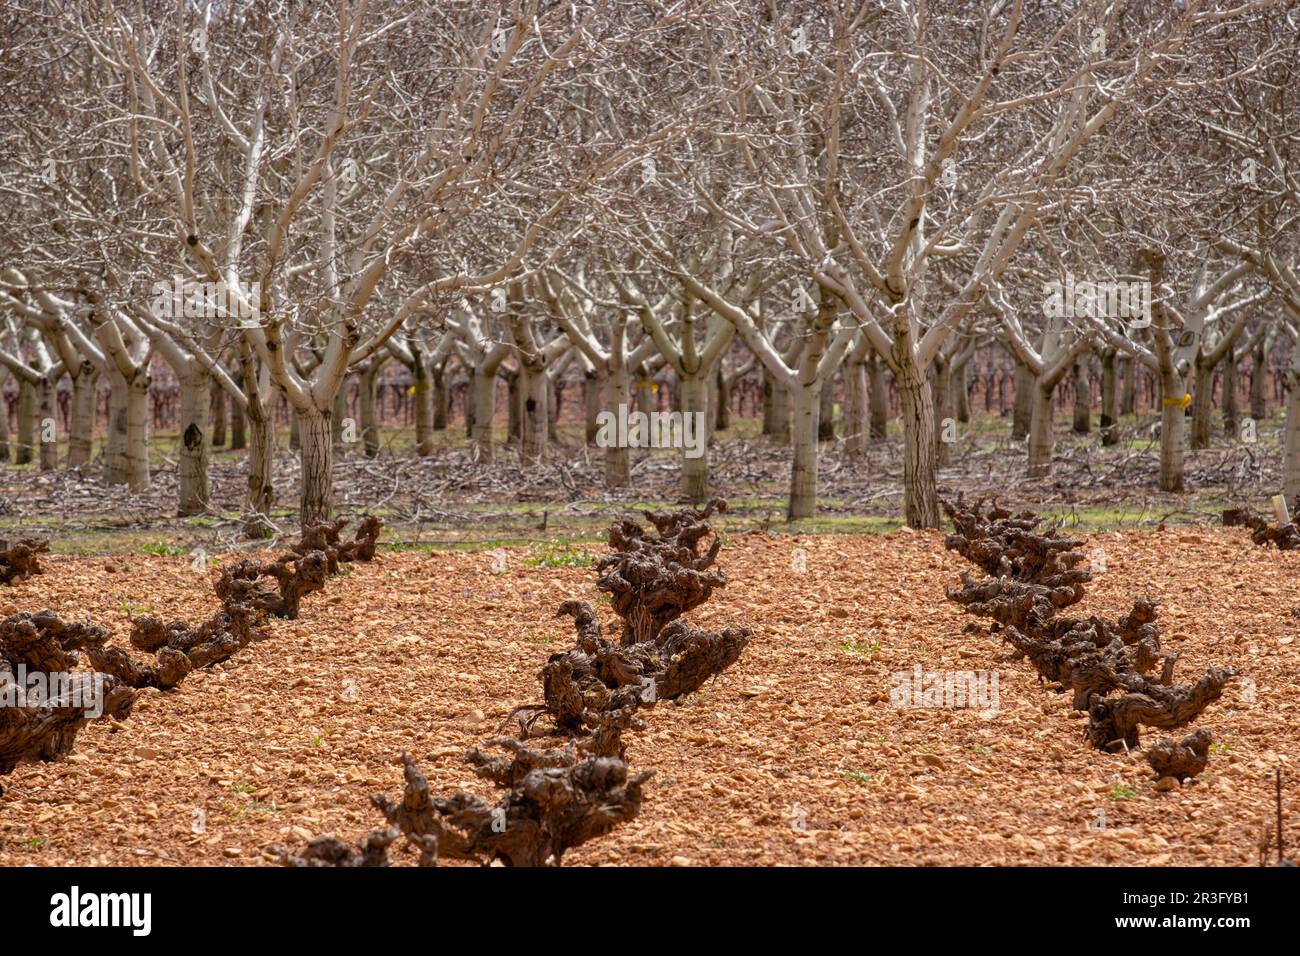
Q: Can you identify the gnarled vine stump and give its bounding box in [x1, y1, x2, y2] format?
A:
[215, 551, 329, 619]
[0, 611, 135, 777]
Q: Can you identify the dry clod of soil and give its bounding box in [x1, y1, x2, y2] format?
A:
[1147, 728, 1213, 783]
[0, 538, 49, 586]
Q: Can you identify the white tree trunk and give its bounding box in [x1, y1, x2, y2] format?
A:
[1159, 373, 1187, 492]
[124, 371, 150, 491]
[413, 359, 434, 456]
[518, 362, 549, 464]
[36, 373, 57, 471]
[1028, 381, 1055, 477]
[470, 368, 497, 463]
[788, 380, 821, 519]
[104, 369, 128, 483]
[679, 372, 710, 504]
[177, 370, 212, 515]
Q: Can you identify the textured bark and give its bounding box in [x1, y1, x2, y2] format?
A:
[210, 383, 227, 448]
[1222, 352, 1238, 436]
[243, 391, 274, 538]
[230, 394, 246, 451]
[1011, 357, 1034, 441]
[1190, 358, 1216, 450]
[1239, 508, 1300, 550]
[933, 358, 952, 468]
[818, 374, 835, 441]
[1120, 354, 1137, 416]
[0, 538, 48, 585]
[294, 516, 384, 573]
[215, 551, 330, 620]
[274, 826, 412, 867]
[411, 357, 435, 456]
[177, 371, 212, 516]
[1086, 667, 1236, 752]
[432, 360, 449, 433]
[0, 371, 9, 463]
[297, 408, 333, 527]
[369, 749, 649, 867]
[1250, 336, 1268, 421]
[518, 361, 548, 465]
[15, 378, 34, 465]
[359, 358, 386, 459]
[97, 592, 267, 690]
[763, 368, 790, 443]
[597, 498, 731, 646]
[0, 611, 136, 778]
[896, 352, 939, 528]
[1100, 350, 1119, 446]
[1071, 357, 1091, 434]
[714, 363, 732, 431]
[843, 359, 868, 456]
[867, 352, 888, 440]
